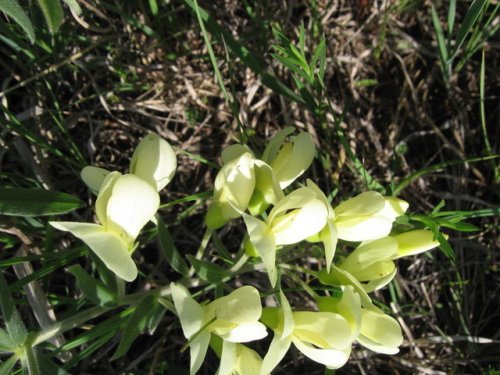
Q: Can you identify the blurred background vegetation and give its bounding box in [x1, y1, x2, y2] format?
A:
[0, 0, 499, 374]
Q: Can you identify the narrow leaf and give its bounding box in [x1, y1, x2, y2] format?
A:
[62, 0, 81, 15]
[187, 255, 228, 283]
[111, 295, 157, 360]
[67, 265, 117, 307]
[0, 355, 18, 375]
[0, 328, 15, 351]
[157, 216, 189, 276]
[0, 273, 27, 345]
[36, 0, 63, 33]
[451, 0, 489, 58]
[0, 0, 35, 42]
[0, 188, 84, 216]
[431, 4, 450, 80]
[36, 351, 69, 375]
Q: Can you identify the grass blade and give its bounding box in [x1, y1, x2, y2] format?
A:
[392, 154, 499, 196]
[157, 216, 189, 277]
[0, 0, 35, 42]
[0, 273, 27, 346]
[431, 4, 450, 81]
[0, 188, 84, 216]
[36, 0, 63, 33]
[451, 0, 489, 58]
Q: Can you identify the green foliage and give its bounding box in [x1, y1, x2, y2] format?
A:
[432, 0, 498, 84]
[0, 188, 84, 216]
[0, 0, 35, 42]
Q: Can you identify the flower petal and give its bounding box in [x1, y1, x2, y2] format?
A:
[249, 160, 284, 216]
[261, 126, 295, 163]
[221, 144, 254, 164]
[189, 331, 211, 375]
[279, 290, 295, 339]
[335, 215, 393, 242]
[49, 222, 137, 281]
[129, 133, 177, 191]
[207, 285, 262, 324]
[81, 166, 110, 194]
[293, 312, 352, 350]
[320, 221, 338, 272]
[106, 174, 160, 241]
[393, 230, 440, 259]
[359, 309, 403, 354]
[379, 197, 409, 220]
[292, 337, 350, 369]
[170, 283, 205, 339]
[271, 199, 328, 245]
[271, 132, 316, 189]
[340, 237, 398, 274]
[260, 333, 292, 375]
[243, 214, 278, 287]
[218, 341, 237, 375]
[334, 191, 385, 217]
[218, 322, 268, 343]
[95, 171, 122, 227]
[236, 344, 264, 375]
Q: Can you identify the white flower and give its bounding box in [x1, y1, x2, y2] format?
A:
[50, 172, 159, 281]
[170, 283, 267, 375]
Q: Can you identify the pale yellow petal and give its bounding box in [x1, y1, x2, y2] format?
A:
[279, 290, 295, 339]
[129, 133, 177, 191]
[293, 311, 352, 350]
[189, 331, 211, 375]
[81, 166, 110, 194]
[243, 214, 278, 287]
[292, 338, 351, 369]
[95, 171, 122, 227]
[362, 267, 398, 293]
[170, 283, 205, 338]
[359, 309, 403, 354]
[321, 221, 338, 272]
[206, 285, 262, 324]
[261, 126, 295, 163]
[393, 230, 440, 259]
[340, 237, 398, 274]
[334, 191, 385, 217]
[260, 334, 292, 375]
[335, 215, 393, 242]
[49, 222, 137, 281]
[379, 197, 409, 220]
[236, 344, 264, 375]
[271, 132, 316, 189]
[106, 174, 160, 241]
[272, 199, 328, 245]
[218, 341, 237, 375]
[350, 260, 396, 282]
[218, 322, 268, 343]
[221, 144, 254, 164]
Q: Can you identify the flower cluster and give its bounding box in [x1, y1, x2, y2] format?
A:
[174, 127, 440, 374]
[50, 130, 442, 374]
[50, 133, 177, 281]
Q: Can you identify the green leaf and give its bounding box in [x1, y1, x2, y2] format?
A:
[0, 188, 84, 216]
[62, 0, 81, 15]
[0, 328, 15, 351]
[157, 216, 189, 276]
[23, 345, 40, 375]
[431, 4, 450, 80]
[0, 355, 18, 375]
[67, 265, 117, 307]
[36, 0, 63, 33]
[0, 273, 27, 346]
[451, 0, 489, 58]
[0, 0, 35, 42]
[145, 303, 166, 335]
[187, 255, 229, 283]
[36, 351, 68, 375]
[438, 220, 479, 232]
[111, 295, 157, 360]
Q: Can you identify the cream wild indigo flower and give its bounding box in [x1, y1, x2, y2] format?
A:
[218, 342, 265, 375]
[243, 187, 328, 286]
[261, 127, 316, 189]
[334, 191, 408, 242]
[81, 133, 177, 193]
[339, 230, 441, 292]
[317, 286, 403, 355]
[170, 283, 267, 375]
[260, 291, 354, 374]
[50, 172, 160, 281]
